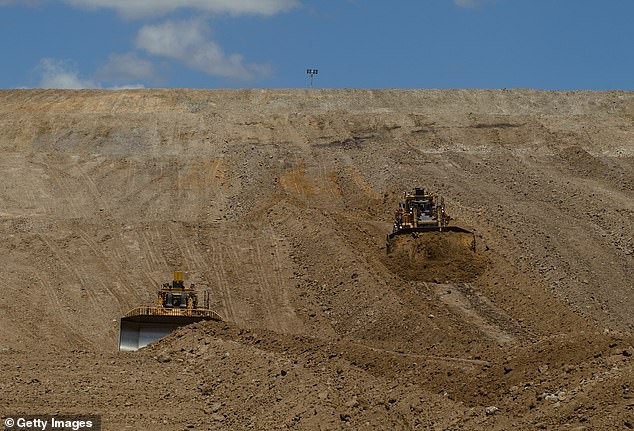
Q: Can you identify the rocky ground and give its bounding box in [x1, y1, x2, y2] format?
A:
[0, 89, 633, 430]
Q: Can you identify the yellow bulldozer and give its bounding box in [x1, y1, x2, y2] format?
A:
[386, 187, 475, 253]
[118, 272, 222, 351]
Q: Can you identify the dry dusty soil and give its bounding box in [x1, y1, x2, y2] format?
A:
[0, 89, 633, 430]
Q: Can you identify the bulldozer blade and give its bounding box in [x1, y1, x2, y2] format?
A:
[118, 315, 214, 352]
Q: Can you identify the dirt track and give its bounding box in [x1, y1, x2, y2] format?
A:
[0, 89, 633, 429]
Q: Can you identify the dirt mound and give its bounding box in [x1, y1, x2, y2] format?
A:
[141, 321, 465, 430]
[385, 232, 486, 282]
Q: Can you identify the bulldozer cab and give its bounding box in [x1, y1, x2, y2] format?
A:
[393, 188, 449, 233]
[118, 272, 221, 352]
[158, 271, 197, 310]
[406, 188, 437, 223]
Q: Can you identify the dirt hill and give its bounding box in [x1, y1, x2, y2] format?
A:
[0, 89, 633, 430]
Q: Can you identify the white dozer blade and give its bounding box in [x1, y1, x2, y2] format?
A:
[118, 314, 215, 352]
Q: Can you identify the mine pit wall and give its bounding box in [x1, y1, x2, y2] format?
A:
[0, 89, 632, 352]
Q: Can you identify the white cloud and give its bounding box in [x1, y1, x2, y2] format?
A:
[136, 19, 270, 80]
[96, 52, 160, 83]
[34, 58, 146, 89]
[37, 58, 97, 89]
[62, 0, 298, 18]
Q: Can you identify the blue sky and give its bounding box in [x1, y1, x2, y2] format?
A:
[1, 0, 633, 90]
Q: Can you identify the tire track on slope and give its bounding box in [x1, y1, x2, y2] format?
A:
[76, 229, 134, 308]
[253, 240, 278, 331]
[77, 164, 107, 212]
[37, 234, 100, 313]
[210, 241, 237, 323]
[268, 226, 304, 334]
[35, 274, 91, 348]
[34, 160, 84, 218]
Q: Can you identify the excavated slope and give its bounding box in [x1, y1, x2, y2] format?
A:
[0, 89, 633, 430]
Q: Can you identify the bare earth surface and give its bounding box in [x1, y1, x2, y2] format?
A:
[0, 89, 633, 430]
